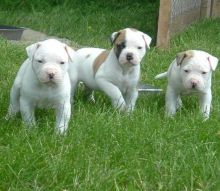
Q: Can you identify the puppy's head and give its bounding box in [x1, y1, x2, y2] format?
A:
[110, 28, 152, 67]
[177, 50, 218, 92]
[26, 39, 76, 84]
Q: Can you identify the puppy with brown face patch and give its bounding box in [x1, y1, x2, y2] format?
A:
[71, 28, 152, 112]
[155, 50, 218, 119]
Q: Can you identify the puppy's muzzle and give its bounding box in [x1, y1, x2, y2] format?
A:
[48, 72, 55, 79]
[191, 79, 199, 89]
[46, 69, 58, 80]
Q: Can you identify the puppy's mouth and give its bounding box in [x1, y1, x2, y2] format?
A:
[44, 81, 56, 85]
[120, 60, 138, 66]
[39, 79, 55, 85]
[184, 85, 205, 93]
[127, 61, 138, 65]
[39, 77, 62, 85]
[190, 87, 205, 93]
[126, 63, 136, 68]
[120, 54, 140, 66]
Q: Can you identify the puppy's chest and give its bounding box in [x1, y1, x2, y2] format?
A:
[31, 86, 68, 108]
[36, 95, 60, 108]
[116, 73, 138, 93]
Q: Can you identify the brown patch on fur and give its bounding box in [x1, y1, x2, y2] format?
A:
[93, 50, 109, 75]
[176, 50, 194, 65]
[114, 30, 126, 45]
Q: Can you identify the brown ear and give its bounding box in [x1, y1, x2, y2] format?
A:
[64, 45, 76, 62]
[207, 55, 219, 71]
[142, 34, 152, 49]
[176, 50, 194, 66]
[110, 31, 121, 45]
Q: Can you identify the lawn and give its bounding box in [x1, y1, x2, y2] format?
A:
[0, 1, 220, 190]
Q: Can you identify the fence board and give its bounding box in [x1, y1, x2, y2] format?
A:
[156, 0, 171, 47]
[156, 0, 218, 47]
[212, 0, 220, 17]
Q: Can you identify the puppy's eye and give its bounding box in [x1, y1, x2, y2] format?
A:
[137, 46, 143, 50]
[117, 42, 126, 49]
[60, 61, 65, 65]
[37, 60, 43, 63]
[184, 70, 189, 73]
[202, 71, 207, 74]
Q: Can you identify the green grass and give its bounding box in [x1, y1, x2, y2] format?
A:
[0, 1, 220, 190]
[0, 0, 158, 47]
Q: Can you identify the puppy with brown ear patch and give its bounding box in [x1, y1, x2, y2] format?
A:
[155, 50, 219, 119]
[71, 28, 152, 112]
[6, 39, 77, 134]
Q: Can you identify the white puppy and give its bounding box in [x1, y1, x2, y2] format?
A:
[70, 28, 152, 112]
[6, 39, 76, 134]
[155, 50, 218, 119]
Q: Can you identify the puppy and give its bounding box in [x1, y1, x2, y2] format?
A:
[6, 39, 77, 134]
[155, 50, 218, 119]
[71, 28, 152, 112]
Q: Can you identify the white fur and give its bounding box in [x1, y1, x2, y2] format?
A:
[155, 50, 219, 119]
[6, 39, 77, 134]
[71, 28, 152, 111]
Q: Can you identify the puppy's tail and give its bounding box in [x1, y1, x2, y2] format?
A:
[155, 72, 168, 79]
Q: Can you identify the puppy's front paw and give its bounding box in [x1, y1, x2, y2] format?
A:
[56, 126, 67, 135]
[165, 110, 176, 118]
[115, 102, 127, 113]
[165, 109, 176, 117]
[5, 105, 19, 120]
[5, 113, 11, 121]
[124, 104, 135, 113]
[5, 111, 17, 120]
[202, 113, 209, 121]
[88, 93, 96, 103]
[165, 103, 177, 118]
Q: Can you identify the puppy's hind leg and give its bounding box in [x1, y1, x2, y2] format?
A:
[6, 60, 29, 119]
[165, 85, 179, 117]
[84, 84, 95, 103]
[6, 84, 20, 120]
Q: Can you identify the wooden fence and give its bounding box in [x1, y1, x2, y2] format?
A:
[156, 0, 220, 47]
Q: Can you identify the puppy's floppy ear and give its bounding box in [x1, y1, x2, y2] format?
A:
[207, 54, 218, 71]
[26, 42, 41, 59]
[64, 45, 76, 62]
[142, 33, 152, 49]
[110, 31, 120, 45]
[176, 50, 194, 66]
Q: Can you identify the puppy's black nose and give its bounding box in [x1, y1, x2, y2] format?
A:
[191, 79, 198, 89]
[48, 73, 54, 79]
[126, 53, 133, 61]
